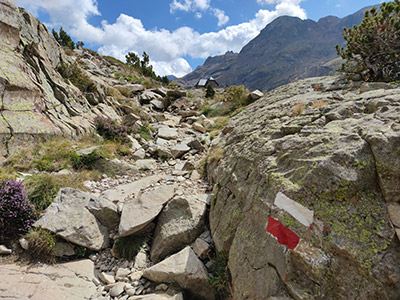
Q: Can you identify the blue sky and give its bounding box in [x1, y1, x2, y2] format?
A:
[14, 0, 380, 77]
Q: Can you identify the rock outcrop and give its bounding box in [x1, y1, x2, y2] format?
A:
[208, 76, 400, 299]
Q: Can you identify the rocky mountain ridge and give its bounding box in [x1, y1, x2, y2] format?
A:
[175, 6, 373, 91]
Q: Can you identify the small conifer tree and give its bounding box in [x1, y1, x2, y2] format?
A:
[336, 1, 400, 82]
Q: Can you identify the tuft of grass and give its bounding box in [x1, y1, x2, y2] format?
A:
[24, 174, 88, 215]
[24, 228, 56, 262]
[208, 252, 232, 300]
[208, 148, 224, 165]
[292, 103, 306, 116]
[69, 150, 103, 170]
[114, 233, 149, 260]
[312, 100, 329, 109]
[137, 122, 152, 141]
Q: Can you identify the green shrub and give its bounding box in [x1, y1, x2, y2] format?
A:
[57, 63, 97, 93]
[336, 1, 400, 82]
[0, 179, 36, 241]
[206, 85, 216, 98]
[114, 233, 149, 260]
[69, 151, 102, 170]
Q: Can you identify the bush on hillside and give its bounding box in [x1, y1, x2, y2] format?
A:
[206, 85, 216, 98]
[57, 63, 97, 93]
[94, 116, 130, 144]
[0, 179, 36, 240]
[336, 1, 400, 82]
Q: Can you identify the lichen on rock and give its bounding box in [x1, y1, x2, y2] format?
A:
[207, 76, 400, 299]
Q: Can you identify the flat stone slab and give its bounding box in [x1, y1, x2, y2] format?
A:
[158, 127, 178, 140]
[119, 185, 175, 237]
[101, 175, 164, 203]
[0, 259, 96, 300]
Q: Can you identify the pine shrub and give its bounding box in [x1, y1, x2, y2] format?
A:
[0, 179, 36, 240]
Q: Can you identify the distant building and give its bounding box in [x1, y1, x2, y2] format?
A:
[195, 77, 219, 89]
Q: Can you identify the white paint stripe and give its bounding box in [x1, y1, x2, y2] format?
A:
[274, 192, 314, 227]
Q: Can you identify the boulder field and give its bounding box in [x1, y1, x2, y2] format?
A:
[207, 76, 400, 299]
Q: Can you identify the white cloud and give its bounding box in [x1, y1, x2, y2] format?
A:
[14, 0, 307, 77]
[170, 0, 228, 27]
[213, 8, 229, 27]
[170, 0, 211, 13]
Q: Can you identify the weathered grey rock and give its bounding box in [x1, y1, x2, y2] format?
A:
[87, 196, 120, 230]
[152, 87, 168, 97]
[110, 282, 126, 297]
[101, 175, 163, 203]
[158, 127, 178, 140]
[140, 91, 162, 104]
[115, 83, 145, 94]
[151, 99, 165, 110]
[207, 76, 400, 300]
[134, 250, 148, 270]
[171, 143, 191, 159]
[76, 146, 100, 156]
[144, 247, 214, 300]
[35, 188, 109, 251]
[52, 241, 75, 257]
[99, 272, 115, 284]
[250, 89, 264, 100]
[115, 268, 131, 281]
[134, 159, 157, 171]
[19, 238, 29, 250]
[132, 148, 146, 160]
[387, 203, 400, 228]
[119, 185, 175, 236]
[191, 238, 210, 259]
[150, 197, 207, 262]
[192, 122, 206, 133]
[125, 113, 141, 127]
[166, 89, 187, 99]
[203, 119, 215, 130]
[0, 245, 12, 255]
[0, 260, 96, 300]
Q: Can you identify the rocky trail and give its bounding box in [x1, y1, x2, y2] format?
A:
[0, 107, 218, 300]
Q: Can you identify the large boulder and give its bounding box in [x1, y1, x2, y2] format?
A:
[144, 247, 214, 300]
[207, 76, 400, 300]
[150, 197, 207, 262]
[119, 185, 175, 237]
[35, 188, 109, 251]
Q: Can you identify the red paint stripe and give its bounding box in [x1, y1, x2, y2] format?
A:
[266, 216, 300, 250]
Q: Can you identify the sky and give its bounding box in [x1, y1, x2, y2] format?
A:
[13, 0, 381, 77]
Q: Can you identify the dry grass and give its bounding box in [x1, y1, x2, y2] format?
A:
[292, 103, 306, 116]
[312, 100, 329, 109]
[208, 148, 224, 164]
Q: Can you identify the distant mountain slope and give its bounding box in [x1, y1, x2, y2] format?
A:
[176, 6, 374, 91]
